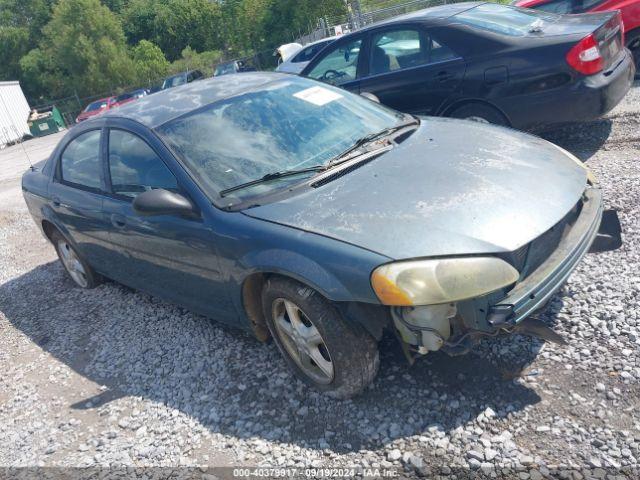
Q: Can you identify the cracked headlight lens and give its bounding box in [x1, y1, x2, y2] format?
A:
[371, 257, 519, 306]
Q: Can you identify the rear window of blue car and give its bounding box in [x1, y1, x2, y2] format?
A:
[455, 4, 558, 36]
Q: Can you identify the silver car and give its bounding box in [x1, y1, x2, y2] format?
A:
[276, 37, 338, 74]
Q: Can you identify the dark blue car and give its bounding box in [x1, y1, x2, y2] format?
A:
[22, 73, 617, 398]
[300, 2, 635, 130]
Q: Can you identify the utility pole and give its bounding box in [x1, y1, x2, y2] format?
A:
[345, 0, 364, 30]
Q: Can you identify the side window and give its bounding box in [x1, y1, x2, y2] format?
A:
[370, 29, 425, 75]
[59, 130, 102, 190]
[369, 29, 457, 75]
[293, 43, 325, 63]
[428, 38, 457, 63]
[306, 39, 362, 85]
[108, 130, 178, 198]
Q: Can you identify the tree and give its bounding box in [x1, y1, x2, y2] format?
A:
[169, 46, 223, 77]
[0, 0, 54, 84]
[20, 0, 136, 98]
[122, 0, 223, 62]
[131, 39, 169, 85]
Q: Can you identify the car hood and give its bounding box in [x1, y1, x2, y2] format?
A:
[243, 117, 588, 260]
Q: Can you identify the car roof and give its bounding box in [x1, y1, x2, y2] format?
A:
[103, 72, 287, 128]
[305, 35, 339, 47]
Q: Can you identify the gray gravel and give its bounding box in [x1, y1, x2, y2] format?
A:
[1, 83, 639, 477]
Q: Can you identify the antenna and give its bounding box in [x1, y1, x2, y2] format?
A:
[0, 87, 34, 169]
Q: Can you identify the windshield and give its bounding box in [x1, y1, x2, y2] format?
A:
[157, 77, 404, 203]
[455, 4, 559, 36]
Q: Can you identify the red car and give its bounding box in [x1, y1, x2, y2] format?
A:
[514, 0, 640, 71]
[75, 97, 116, 123]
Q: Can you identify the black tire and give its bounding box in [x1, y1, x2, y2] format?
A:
[262, 277, 379, 399]
[51, 230, 102, 289]
[448, 103, 510, 127]
[626, 28, 640, 78]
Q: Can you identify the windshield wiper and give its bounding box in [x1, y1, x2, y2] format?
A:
[219, 165, 326, 197]
[327, 118, 420, 168]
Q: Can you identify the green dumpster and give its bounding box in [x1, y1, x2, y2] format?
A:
[28, 116, 59, 137]
[27, 105, 66, 137]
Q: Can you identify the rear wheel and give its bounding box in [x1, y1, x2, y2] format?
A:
[626, 29, 640, 78]
[262, 277, 379, 399]
[448, 103, 509, 127]
[51, 230, 102, 289]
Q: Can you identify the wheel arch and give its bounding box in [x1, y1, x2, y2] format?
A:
[41, 219, 57, 242]
[240, 268, 343, 342]
[240, 270, 390, 344]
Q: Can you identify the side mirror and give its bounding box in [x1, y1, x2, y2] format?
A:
[360, 92, 380, 103]
[133, 189, 196, 217]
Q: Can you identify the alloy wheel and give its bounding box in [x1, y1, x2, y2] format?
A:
[57, 239, 89, 288]
[271, 298, 334, 385]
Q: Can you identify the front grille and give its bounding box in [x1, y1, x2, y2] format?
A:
[501, 199, 583, 280]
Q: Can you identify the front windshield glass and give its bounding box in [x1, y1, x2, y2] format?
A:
[157, 77, 404, 202]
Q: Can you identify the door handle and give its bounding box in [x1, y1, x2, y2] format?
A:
[436, 71, 454, 83]
[52, 196, 61, 207]
[111, 214, 127, 229]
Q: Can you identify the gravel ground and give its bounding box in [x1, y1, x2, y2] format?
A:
[1, 84, 639, 479]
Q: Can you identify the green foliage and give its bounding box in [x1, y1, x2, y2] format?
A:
[168, 47, 223, 77]
[21, 0, 136, 98]
[131, 39, 169, 85]
[0, 0, 54, 86]
[122, 0, 222, 61]
[5, 0, 350, 101]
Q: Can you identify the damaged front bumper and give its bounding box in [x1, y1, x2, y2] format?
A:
[392, 187, 622, 358]
[487, 187, 606, 328]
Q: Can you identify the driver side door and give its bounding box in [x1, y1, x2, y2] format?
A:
[302, 35, 367, 94]
[100, 124, 236, 322]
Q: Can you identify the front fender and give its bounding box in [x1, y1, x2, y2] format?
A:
[239, 248, 353, 302]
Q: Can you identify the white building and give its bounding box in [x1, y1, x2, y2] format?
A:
[0, 81, 31, 148]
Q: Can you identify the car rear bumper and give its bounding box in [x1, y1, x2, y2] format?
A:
[504, 49, 635, 130]
[487, 187, 603, 325]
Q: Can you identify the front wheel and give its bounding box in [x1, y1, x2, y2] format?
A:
[262, 277, 379, 399]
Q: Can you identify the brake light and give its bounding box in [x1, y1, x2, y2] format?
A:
[566, 34, 603, 75]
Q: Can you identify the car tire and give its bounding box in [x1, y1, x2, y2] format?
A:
[51, 230, 102, 289]
[625, 29, 640, 78]
[262, 277, 379, 399]
[448, 103, 510, 127]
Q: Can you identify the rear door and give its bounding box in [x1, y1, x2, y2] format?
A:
[358, 26, 466, 115]
[303, 35, 367, 94]
[49, 128, 115, 274]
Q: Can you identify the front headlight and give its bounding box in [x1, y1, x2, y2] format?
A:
[371, 257, 519, 306]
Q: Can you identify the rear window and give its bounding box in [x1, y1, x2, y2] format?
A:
[455, 4, 558, 36]
[85, 100, 108, 112]
[115, 93, 133, 103]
